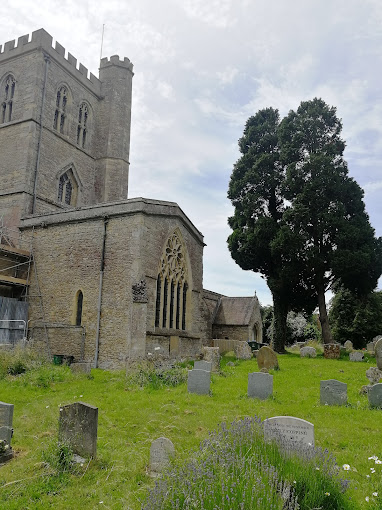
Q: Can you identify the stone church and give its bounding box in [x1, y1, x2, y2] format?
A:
[0, 29, 262, 369]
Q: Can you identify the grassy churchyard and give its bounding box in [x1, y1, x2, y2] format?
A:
[0, 347, 381, 509]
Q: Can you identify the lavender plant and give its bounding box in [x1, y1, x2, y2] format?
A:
[143, 417, 355, 510]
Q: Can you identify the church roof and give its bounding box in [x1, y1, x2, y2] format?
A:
[213, 296, 257, 326]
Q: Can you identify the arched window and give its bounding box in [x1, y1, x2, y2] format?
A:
[155, 232, 189, 331]
[57, 169, 77, 206]
[76, 291, 83, 326]
[77, 102, 89, 148]
[54, 86, 68, 133]
[1, 75, 16, 124]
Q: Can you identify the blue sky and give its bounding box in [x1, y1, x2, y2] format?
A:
[1, 0, 381, 305]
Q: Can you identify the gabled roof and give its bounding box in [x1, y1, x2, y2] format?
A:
[213, 296, 258, 326]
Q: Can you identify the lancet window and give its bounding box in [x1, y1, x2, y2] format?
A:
[77, 102, 89, 148]
[1, 75, 16, 124]
[53, 86, 68, 133]
[76, 291, 83, 326]
[58, 171, 75, 205]
[155, 232, 189, 331]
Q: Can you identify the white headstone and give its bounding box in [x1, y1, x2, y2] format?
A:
[300, 346, 316, 358]
[366, 367, 382, 385]
[375, 339, 382, 371]
[349, 352, 364, 362]
[263, 416, 314, 448]
[344, 340, 353, 351]
[149, 437, 175, 475]
[320, 380, 347, 406]
[187, 369, 211, 395]
[248, 372, 273, 400]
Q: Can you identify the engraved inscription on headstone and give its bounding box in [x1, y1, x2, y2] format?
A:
[194, 360, 212, 372]
[263, 416, 314, 448]
[187, 369, 211, 395]
[320, 379, 347, 406]
[368, 383, 382, 408]
[248, 372, 273, 400]
[149, 437, 175, 475]
[59, 402, 98, 458]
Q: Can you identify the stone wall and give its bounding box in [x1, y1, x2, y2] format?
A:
[22, 198, 205, 369]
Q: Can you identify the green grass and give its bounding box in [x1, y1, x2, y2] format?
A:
[0, 352, 381, 509]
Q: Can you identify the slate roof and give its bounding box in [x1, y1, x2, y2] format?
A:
[213, 296, 257, 326]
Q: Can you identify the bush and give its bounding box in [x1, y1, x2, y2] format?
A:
[0, 347, 47, 379]
[126, 362, 188, 390]
[143, 417, 355, 510]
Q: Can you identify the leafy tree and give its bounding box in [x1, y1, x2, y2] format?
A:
[228, 108, 316, 352]
[329, 288, 382, 348]
[279, 98, 382, 343]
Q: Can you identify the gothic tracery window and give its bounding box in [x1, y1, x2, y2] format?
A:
[54, 86, 67, 133]
[77, 102, 89, 148]
[155, 232, 189, 331]
[1, 75, 16, 124]
[58, 171, 75, 205]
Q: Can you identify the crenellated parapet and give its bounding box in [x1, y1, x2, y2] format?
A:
[100, 55, 134, 73]
[0, 29, 103, 93]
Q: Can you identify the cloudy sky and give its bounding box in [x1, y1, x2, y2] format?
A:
[1, 0, 381, 305]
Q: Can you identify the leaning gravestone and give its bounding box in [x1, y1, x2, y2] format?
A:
[320, 380, 347, 406]
[300, 346, 316, 358]
[257, 346, 279, 371]
[202, 347, 220, 371]
[234, 341, 253, 360]
[149, 437, 175, 476]
[187, 369, 211, 395]
[248, 372, 273, 400]
[0, 401, 14, 462]
[324, 344, 341, 359]
[59, 402, 98, 458]
[194, 360, 212, 372]
[263, 416, 314, 449]
[375, 339, 382, 371]
[368, 383, 382, 408]
[349, 351, 364, 362]
[344, 340, 353, 352]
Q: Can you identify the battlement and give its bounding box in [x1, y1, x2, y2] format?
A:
[0, 29, 132, 93]
[100, 55, 134, 73]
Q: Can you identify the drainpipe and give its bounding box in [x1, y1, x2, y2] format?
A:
[94, 217, 108, 368]
[32, 53, 50, 214]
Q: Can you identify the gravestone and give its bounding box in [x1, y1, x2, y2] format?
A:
[59, 402, 98, 458]
[349, 351, 364, 362]
[248, 372, 273, 400]
[202, 347, 220, 371]
[367, 342, 375, 353]
[323, 344, 341, 359]
[149, 437, 175, 475]
[366, 367, 382, 385]
[187, 369, 211, 395]
[70, 362, 91, 374]
[320, 380, 347, 406]
[368, 383, 382, 408]
[234, 341, 253, 360]
[375, 339, 382, 371]
[300, 346, 316, 358]
[0, 401, 14, 462]
[373, 335, 382, 343]
[344, 340, 353, 352]
[257, 346, 279, 371]
[194, 360, 212, 372]
[263, 416, 314, 448]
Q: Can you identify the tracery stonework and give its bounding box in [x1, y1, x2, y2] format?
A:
[160, 233, 187, 283]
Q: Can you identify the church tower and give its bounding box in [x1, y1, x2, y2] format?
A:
[0, 29, 133, 231]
